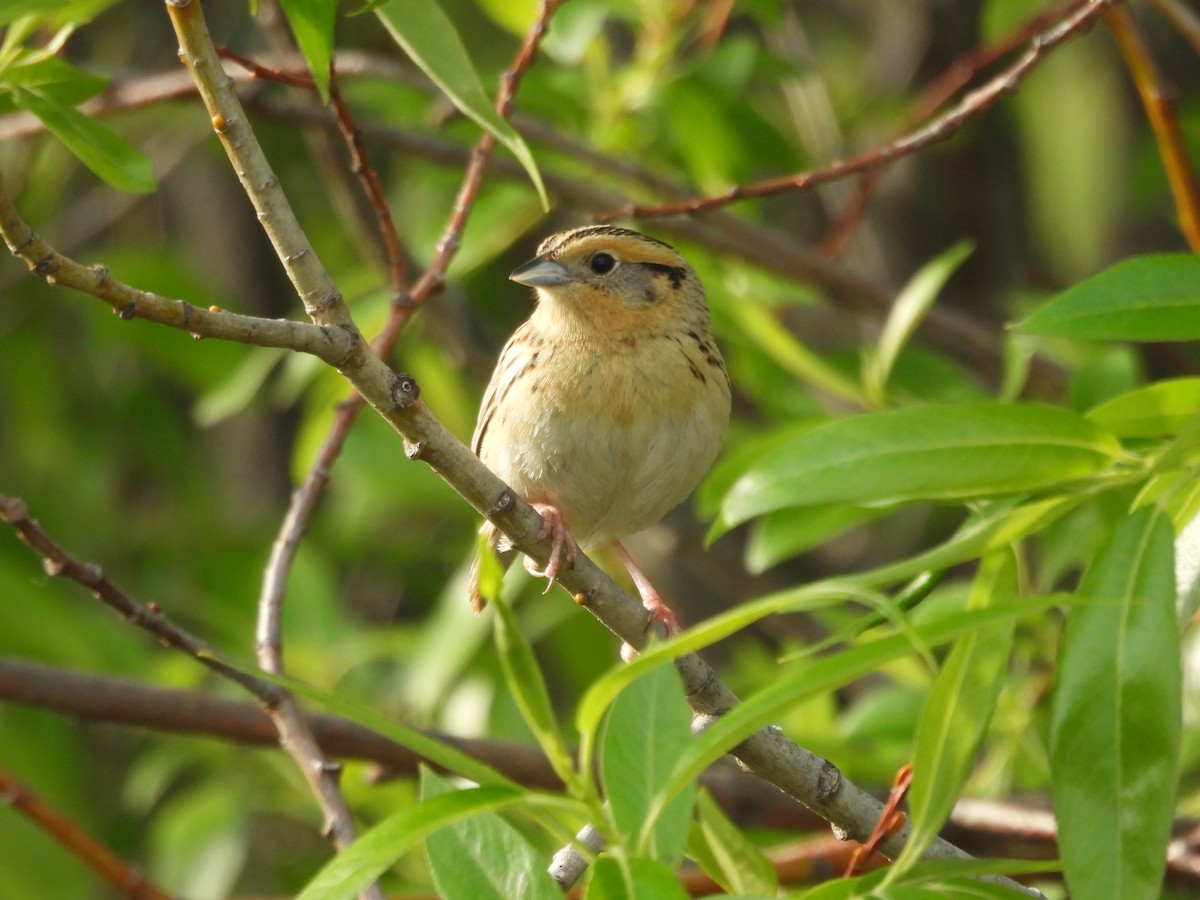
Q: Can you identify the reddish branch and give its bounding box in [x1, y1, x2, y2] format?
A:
[0, 763, 175, 900]
[820, 0, 1087, 258]
[1103, 4, 1200, 252]
[596, 0, 1123, 222]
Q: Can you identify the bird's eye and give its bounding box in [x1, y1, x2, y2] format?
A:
[589, 252, 617, 275]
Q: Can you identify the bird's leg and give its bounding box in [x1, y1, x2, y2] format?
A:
[612, 540, 679, 637]
[524, 502, 578, 592]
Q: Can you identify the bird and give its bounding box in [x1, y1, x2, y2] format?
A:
[467, 225, 731, 637]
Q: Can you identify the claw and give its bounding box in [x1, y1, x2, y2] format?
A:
[523, 503, 577, 592]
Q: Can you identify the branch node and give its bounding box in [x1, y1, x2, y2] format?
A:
[90, 264, 110, 287]
[116, 302, 137, 321]
[403, 439, 426, 460]
[390, 372, 420, 410]
[816, 760, 843, 801]
[32, 253, 57, 278]
[573, 588, 598, 607]
[488, 488, 515, 517]
[42, 557, 66, 577]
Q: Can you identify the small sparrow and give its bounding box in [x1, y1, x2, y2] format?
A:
[468, 225, 731, 632]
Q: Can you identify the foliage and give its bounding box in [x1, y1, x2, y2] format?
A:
[0, 1, 1198, 898]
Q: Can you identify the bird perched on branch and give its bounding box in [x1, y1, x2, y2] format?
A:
[468, 225, 731, 634]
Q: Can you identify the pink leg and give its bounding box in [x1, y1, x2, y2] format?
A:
[613, 540, 679, 636]
[524, 502, 578, 593]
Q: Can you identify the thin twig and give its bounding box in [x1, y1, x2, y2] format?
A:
[820, 0, 1086, 258]
[163, 3, 376, 888]
[1104, 3, 1200, 252]
[0, 762, 176, 900]
[256, 0, 566, 716]
[595, 0, 1122, 222]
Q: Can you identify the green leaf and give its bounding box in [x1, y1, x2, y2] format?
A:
[11, 86, 154, 193]
[1016, 254, 1200, 341]
[1087, 377, 1200, 438]
[648, 596, 1063, 835]
[421, 770, 561, 900]
[601, 665, 694, 864]
[586, 856, 690, 900]
[1050, 506, 1180, 900]
[491, 596, 581, 794]
[802, 855, 1059, 898]
[1, 54, 107, 105]
[687, 789, 777, 896]
[864, 241, 973, 406]
[890, 551, 1017, 878]
[278, 0, 337, 101]
[297, 784, 522, 899]
[375, 0, 548, 208]
[721, 403, 1120, 528]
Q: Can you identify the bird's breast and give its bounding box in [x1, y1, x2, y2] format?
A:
[480, 331, 730, 548]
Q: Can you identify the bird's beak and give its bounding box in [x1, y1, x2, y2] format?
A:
[510, 256, 574, 287]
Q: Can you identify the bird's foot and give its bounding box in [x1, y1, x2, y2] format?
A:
[613, 541, 680, 661]
[524, 502, 578, 593]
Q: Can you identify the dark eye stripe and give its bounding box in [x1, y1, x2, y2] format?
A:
[639, 262, 686, 289]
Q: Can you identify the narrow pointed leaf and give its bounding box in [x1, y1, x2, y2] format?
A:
[492, 596, 579, 792]
[865, 241, 973, 404]
[376, 0, 548, 208]
[892, 551, 1017, 876]
[278, 0, 337, 101]
[12, 86, 154, 193]
[722, 403, 1119, 527]
[1050, 506, 1180, 900]
[297, 785, 525, 900]
[688, 789, 777, 896]
[1087, 377, 1200, 438]
[1017, 254, 1200, 340]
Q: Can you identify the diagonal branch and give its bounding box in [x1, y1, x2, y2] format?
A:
[0, 762, 175, 900]
[595, 0, 1123, 222]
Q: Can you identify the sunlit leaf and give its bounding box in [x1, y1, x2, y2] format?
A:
[421, 770, 560, 900]
[721, 403, 1120, 528]
[1017, 254, 1200, 340]
[864, 241, 973, 405]
[278, 0, 337, 101]
[1087, 377, 1200, 438]
[375, 0, 548, 208]
[11, 85, 154, 193]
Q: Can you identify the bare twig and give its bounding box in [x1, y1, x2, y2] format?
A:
[164, 3, 375, 887]
[0, 762, 176, 900]
[820, 0, 1086, 258]
[595, 0, 1122, 222]
[256, 0, 565, 738]
[1104, 4, 1200, 252]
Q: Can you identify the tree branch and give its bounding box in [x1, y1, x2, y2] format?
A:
[0, 762, 175, 900]
[594, 0, 1122, 222]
